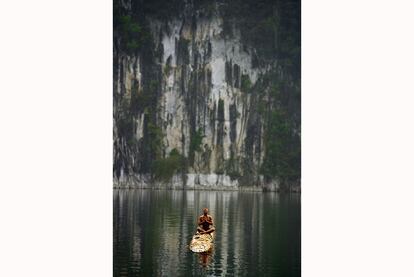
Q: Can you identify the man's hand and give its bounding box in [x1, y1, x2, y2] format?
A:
[198, 215, 213, 226]
[198, 217, 205, 224]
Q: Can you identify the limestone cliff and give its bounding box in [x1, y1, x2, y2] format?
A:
[113, 0, 300, 191]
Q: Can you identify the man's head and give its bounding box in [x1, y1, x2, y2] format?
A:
[203, 208, 209, 215]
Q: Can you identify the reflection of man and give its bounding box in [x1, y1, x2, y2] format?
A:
[197, 208, 215, 234]
[199, 252, 211, 267]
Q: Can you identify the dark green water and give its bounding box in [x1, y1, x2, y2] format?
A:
[114, 189, 301, 276]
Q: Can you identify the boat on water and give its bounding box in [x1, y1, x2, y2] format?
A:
[189, 232, 214, 253]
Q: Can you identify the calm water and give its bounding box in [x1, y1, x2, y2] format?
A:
[114, 189, 301, 276]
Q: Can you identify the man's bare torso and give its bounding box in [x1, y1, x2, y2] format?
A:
[199, 215, 213, 231]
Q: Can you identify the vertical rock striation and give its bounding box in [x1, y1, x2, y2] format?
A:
[114, 0, 301, 191]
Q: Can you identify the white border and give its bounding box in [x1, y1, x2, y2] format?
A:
[0, 1, 112, 276]
[303, 0, 414, 276]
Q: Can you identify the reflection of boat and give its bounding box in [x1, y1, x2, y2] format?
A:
[198, 249, 213, 267]
[189, 232, 214, 253]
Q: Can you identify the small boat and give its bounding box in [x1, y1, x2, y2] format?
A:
[189, 232, 214, 253]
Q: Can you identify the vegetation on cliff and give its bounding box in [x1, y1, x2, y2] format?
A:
[113, 0, 301, 186]
[152, 149, 186, 182]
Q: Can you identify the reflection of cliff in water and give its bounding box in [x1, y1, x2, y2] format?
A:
[113, 189, 300, 276]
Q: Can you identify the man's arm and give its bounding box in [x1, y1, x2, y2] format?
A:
[198, 216, 204, 226]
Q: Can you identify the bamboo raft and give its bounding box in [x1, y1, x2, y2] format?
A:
[189, 232, 214, 253]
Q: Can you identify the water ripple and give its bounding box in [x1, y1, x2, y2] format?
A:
[114, 189, 300, 276]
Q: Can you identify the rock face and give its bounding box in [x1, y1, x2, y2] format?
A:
[113, 0, 301, 191]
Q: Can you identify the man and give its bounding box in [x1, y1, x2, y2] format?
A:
[197, 208, 215, 234]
